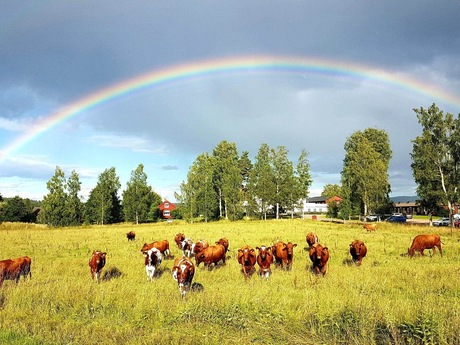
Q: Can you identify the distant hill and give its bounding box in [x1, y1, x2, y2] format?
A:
[390, 196, 418, 203]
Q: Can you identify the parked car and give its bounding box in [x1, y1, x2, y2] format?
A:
[455, 219, 460, 228]
[386, 215, 406, 223]
[433, 217, 450, 226]
[365, 214, 379, 222]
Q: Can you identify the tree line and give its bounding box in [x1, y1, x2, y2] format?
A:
[1, 103, 456, 225]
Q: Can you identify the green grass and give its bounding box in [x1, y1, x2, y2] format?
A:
[1, 220, 459, 344]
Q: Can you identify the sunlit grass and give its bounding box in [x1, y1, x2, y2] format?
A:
[1, 220, 459, 344]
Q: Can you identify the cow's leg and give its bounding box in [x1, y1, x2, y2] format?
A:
[438, 245, 443, 257]
[420, 249, 425, 256]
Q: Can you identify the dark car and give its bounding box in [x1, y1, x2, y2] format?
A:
[386, 215, 406, 223]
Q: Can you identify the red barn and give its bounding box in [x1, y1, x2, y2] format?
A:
[159, 199, 176, 219]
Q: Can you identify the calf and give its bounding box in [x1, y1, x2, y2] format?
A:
[408, 234, 443, 257]
[237, 245, 257, 279]
[309, 243, 329, 276]
[349, 240, 367, 265]
[363, 223, 376, 232]
[256, 245, 273, 280]
[273, 241, 297, 270]
[306, 232, 318, 248]
[172, 256, 195, 298]
[0, 256, 32, 287]
[89, 251, 106, 283]
[141, 240, 171, 258]
[144, 247, 163, 281]
[126, 231, 136, 241]
[174, 233, 186, 249]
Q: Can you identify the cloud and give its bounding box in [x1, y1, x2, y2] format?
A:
[89, 134, 167, 154]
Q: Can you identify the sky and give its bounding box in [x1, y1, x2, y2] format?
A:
[1, 1, 460, 203]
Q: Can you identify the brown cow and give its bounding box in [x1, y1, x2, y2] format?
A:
[172, 256, 195, 298]
[192, 240, 209, 256]
[306, 232, 318, 248]
[408, 234, 443, 257]
[141, 240, 171, 258]
[216, 238, 229, 253]
[126, 231, 136, 241]
[195, 243, 227, 268]
[309, 243, 329, 276]
[273, 241, 297, 270]
[256, 245, 273, 280]
[237, 245, 257, 279]
[89, 250, 106, 283]
[174, 233, 186, 249]
[349, 240, 367, 265]
[0, 256, 32, 287]
[363, 223, 376, 232]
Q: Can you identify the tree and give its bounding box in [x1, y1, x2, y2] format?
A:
[212, 141, 241, 219]
[0, 196, 29, 222]
[188, 153, 218, 222]
[271, 145, 295, 219]
[250, 143, 276, 220]
[175, 181, 196, 223]
[40, 166, 69, 226]
[411, 103, 460, 225]
[85, 167, 122, 225]
[295, 149, 312, 219]
[66, 170, 83, 225]
[122, 164, 157, 224]
[341, 129, 392, 217]
[322, 184, 342, 198]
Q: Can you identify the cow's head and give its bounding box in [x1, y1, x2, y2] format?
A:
[238, 246, 255, 265]
[256, 245, 271, 260]
[216, 238, 229, 251]
[285, 242, 297, 258]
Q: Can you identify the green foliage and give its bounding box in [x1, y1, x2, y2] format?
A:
[342, 128, 392, 216]
[85, 167, 122, 225]
[411, 103, 460, 218]
[40, 166, 69, 226]
[0, 196, 30, 222]
[122, 164, 160, 224]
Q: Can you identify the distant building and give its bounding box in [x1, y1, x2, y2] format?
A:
[301, 195, 342, 214]
[158, 199, 176, 219]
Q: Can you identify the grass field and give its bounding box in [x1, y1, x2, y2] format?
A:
[1, 219, 459, 345]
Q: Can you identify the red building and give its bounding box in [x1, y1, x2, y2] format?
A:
[158, 199, 176, 219]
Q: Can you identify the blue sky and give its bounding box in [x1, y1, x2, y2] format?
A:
[1, 1, 460, 202]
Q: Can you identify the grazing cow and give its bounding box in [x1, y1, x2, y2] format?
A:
[0, 256, 32, 287]
[256, 245, 273, 280]
[363, 223, 376, 232]
[180, 238, 194, 257]
[192, 240, 209, 256]
[172, 256, 195, 298]
[126, 231, 136, 241]
[349, 240, 367, 265]
[306, 232, 318, 248]
[174, 233, 186, 249]
[237, 245, 257, 279]
[144, 247, 163, 281]
[195, 243, 227, 268]
[408, 234, 443, 257]
[141, 240, 171, 258]
[273, 241, 297, 270]
[309, 243, 329, 276]
[89, 251, 107, 283]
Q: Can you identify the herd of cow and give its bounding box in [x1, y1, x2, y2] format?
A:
[0, 227, 443, 298]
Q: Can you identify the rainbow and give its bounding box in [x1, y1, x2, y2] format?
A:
[1, 55, 459, 162]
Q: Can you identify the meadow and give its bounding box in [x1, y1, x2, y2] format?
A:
[0, 219, 459, 345]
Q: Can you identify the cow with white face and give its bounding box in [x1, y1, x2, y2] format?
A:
[172, 256, 195, 298]
[143, 247, 163, 281]
[180, 238, 194, 257]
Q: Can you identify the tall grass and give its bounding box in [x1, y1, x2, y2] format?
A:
[1, 220, 459, 344]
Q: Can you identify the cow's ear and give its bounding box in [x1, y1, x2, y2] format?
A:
[323, 247, 328, 250]
[293, 244, 297, 247]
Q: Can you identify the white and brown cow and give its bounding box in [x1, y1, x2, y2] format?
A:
[89, 250, 106, 283]
[172, 256, 195, 298]
[143, 247, 163, 281]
